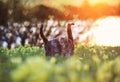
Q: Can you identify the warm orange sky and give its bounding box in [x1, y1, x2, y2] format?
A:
[22, 0, 120, 11]
[26, 0, 120, 6]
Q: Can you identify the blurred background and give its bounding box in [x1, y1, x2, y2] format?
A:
[0, 0, 120, 22]
[0, 0, 120, 48]
[0, 1, 120, 82]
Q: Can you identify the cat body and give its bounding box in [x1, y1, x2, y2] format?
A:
[40, 23, 74, 56]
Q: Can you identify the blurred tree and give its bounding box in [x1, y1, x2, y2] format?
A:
[0, 1, 8, 26]
[31, 5, 65, 21]
[6, 0, 21, 22]
[5, 0, 30, 22]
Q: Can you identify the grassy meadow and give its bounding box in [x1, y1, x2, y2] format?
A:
[0, 45, 120, 82]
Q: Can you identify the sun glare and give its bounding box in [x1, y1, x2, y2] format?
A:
[88, 0, 120, 6]
[92, 16, 120, 46]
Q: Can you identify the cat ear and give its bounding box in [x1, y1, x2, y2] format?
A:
[68, 22, 74, 26]
[40, 24, 48, 43]
[70, 23, 74, 25]
[67, 23, 74, 42]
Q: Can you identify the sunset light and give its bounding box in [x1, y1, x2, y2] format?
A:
[88, 0, 120, 6]
[1, 0, 120, 82]
[92, 16, 120, 46]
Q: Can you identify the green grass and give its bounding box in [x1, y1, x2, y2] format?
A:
[0, 45, 120, 82]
